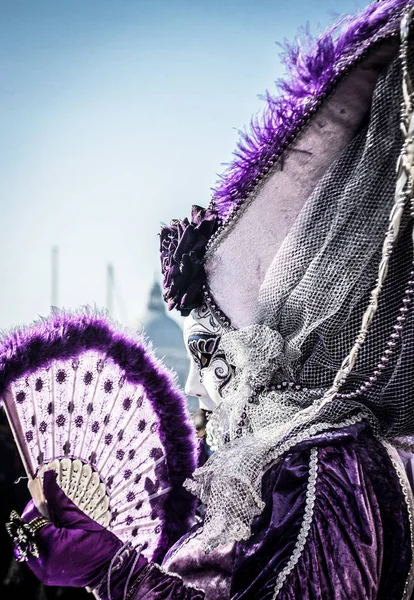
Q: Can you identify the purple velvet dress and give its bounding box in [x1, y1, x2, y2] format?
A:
[118, 422, 413, 600]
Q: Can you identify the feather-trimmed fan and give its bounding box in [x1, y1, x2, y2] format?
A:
[0, 309, 197, 564]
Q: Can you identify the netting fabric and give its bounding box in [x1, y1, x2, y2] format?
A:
[185, 33, 414, 552]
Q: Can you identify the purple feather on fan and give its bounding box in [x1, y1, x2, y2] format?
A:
[0, 307, 198, 564]
[211, 0, 408, 219]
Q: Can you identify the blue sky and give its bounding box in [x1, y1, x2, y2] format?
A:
[0, 0, 370, 332]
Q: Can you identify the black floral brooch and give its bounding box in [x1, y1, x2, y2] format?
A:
[159, 205, 218, 316]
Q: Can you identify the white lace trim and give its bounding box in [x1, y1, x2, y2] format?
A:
[155, 562, 205, 593]
[272, 447, 318, 598]
[381, 441, 414, 600]
[266, 413, 365, 473]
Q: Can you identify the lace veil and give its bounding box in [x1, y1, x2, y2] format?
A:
[162, 0, 414, 552]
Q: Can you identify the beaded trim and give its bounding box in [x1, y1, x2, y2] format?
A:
[336, 261, 414, 400]
[336, 5, 414, 402]
[203, 27, 403, 330]
[337, 7, 414, 398]
[202, 283, 232, 330]
[272, 447, 319, 598]
[205, 26, 402, 262]
[248, 381, 310, 404]
[381, 441, 414, 600]
[284, 5, 414, 424]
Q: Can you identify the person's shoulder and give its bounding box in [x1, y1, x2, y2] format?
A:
[285, 420, 375, 457]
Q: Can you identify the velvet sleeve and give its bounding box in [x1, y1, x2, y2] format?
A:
[230, 422, 413, 600]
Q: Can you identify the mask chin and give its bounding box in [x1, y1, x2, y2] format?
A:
[198, 395, 217, 411]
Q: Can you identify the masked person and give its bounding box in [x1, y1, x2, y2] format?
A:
[4, 0, 414, 598]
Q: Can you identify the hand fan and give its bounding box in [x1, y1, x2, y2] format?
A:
[0, 308, 198, 564]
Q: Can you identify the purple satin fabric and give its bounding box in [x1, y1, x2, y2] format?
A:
[162, 523, 234, 600]
[16, 424, 413, 599]
[18, 471, 205, 599]
[97, 549, 148, 600]
[21, 471, 131, 590]
[126, 565, 204, 599]
[231, 422, 412, 600]
[151, 422, 412, 600]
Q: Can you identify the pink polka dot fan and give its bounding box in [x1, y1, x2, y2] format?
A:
[0, 308, 197, 564]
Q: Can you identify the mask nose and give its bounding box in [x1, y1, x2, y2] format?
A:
[185, 360, 207, 397]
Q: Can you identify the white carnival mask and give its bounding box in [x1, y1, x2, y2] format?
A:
[183, 304, 233, 410]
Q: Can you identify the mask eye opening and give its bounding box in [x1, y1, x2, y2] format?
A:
[200, 355, 208, 368]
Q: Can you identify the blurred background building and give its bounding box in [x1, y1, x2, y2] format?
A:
[138, 280, 198, 414]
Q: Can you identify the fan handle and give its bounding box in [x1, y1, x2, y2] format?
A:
[1, 390, 48, 517]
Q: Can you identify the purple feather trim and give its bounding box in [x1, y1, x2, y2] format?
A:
[212, 0, 409, 219]
[0, 307, 198, 563]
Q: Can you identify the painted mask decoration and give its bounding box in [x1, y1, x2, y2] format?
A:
[183, 304, 234, 411]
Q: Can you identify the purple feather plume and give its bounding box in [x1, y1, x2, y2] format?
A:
[212, 0, 409, 219]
